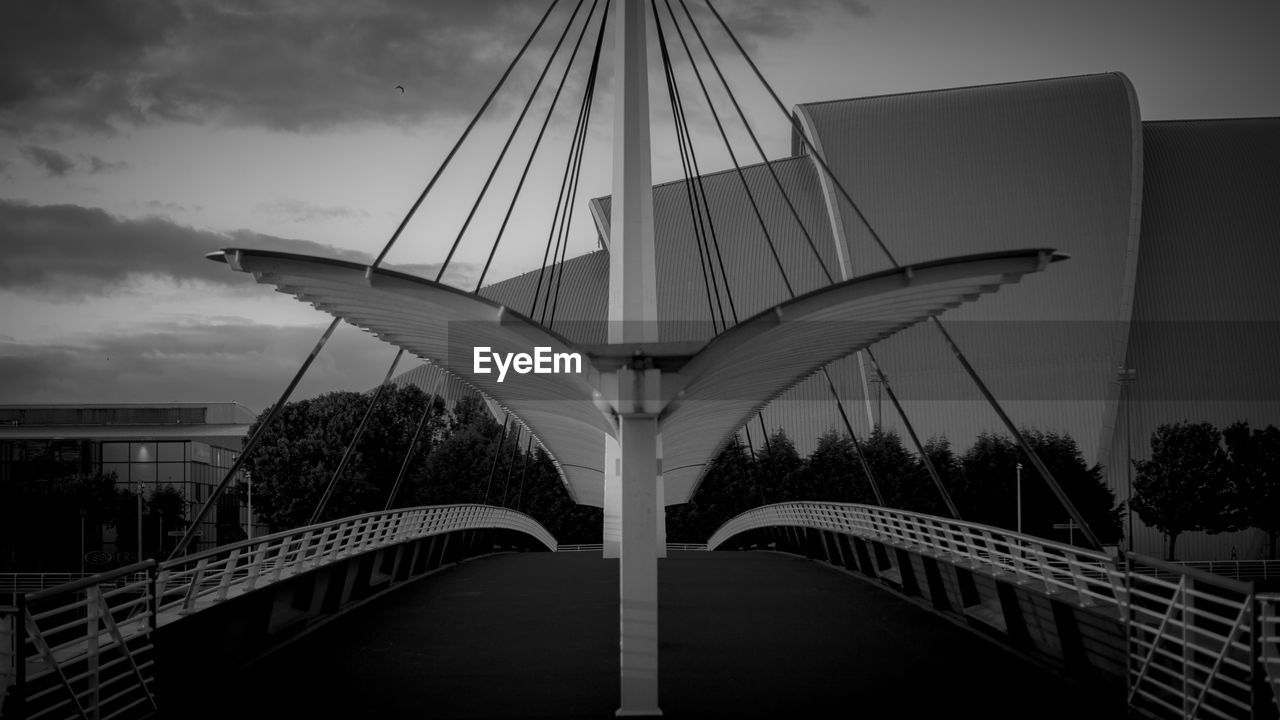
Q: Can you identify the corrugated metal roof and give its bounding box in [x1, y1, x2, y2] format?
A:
[1101, 117, 1280, 559]
[789, 72, 1142, 468]
[453, 74, 1145, 504]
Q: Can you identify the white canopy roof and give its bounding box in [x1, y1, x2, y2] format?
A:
[213, 248, 1060, 505]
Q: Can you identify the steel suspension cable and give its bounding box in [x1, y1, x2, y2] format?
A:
[482, 413, 512, 504]
[529, 20, 603, 319]
[169, 317, 341, 559]
[696, 0, 898, 269]
[498, 426, 525, 507]
[660, 1, 887, 507]
[861, 349, 960, 518]
[384, 368, 448, 511]
[697, 0, 1099, 543]
[673, 0, 834, 285]
[309, 348, 406, 526]
[657, 0, 795, 297]
[741, 425, 768, 506]
[664, 46, 739, 327]
[546, 13, 609, 327]
[654, 0, 724, 333]
[657, 8, 792, 510]
[821, 367, 886, 506]
[436, 0, 590, 283]
[514, 436, 534, 511]
[368, 0, 562, 273]
[474, 0, 610, 292]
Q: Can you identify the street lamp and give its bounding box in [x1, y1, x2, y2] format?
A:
[1117, 367, 1137, 553]
[245, 470, 253, 541]
[1015, 462, 1023, 534]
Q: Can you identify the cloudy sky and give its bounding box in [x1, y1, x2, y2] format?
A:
[2, 0, 1277, 413]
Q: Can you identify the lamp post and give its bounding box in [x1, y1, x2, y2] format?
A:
[1016, 462, 1023, 534]
[246, 470, 253, 541]
[79, 509, 86, 575]
[1117, 367, 1137, 553]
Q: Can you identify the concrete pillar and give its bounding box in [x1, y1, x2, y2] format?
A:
[656, 434, 666, 558]
[655, 471, 666, 558]
[610, 1, 661, 714]
[618, 413, 661, 716]
[604, 435, 621, 558]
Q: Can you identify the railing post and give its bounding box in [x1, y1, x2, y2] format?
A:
[216, 548, 241, 602]
[148, 563, 159, 634]
[86, 585, 102, 719]
[13, 594, 26, 720]
[1182, 575, 1192, 718]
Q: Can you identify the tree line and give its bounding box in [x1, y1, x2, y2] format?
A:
[4, 385, 1275, 570]
[1131, 421, 1280, 560]
[666, 427, 1125, 548]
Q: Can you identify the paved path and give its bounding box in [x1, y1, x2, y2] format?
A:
[179, 551, 1121, 718]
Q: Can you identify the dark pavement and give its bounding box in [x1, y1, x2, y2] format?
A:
[180, 551, 1123, 719]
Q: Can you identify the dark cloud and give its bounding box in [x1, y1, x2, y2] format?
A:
[136, 199, 202, 214]
[253, 198, 370, 223]
[1, 1, 864, 137]
[86, 154, 128, 174]
[1, 0, 550, 135]
[0, 199, 475, 298]
[19, 144, 75, 176]
[0, 320, 399, 411]
[694, 0, 871, 41]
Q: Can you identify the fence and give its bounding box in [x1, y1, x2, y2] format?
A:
[0, 504, 555, 720]
[707, 501, 1124, 608]
[707, 501, 1280, 719]
[1126, 554, 1265, 719]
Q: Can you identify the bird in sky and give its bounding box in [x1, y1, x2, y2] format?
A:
[395, 85, 404, 93]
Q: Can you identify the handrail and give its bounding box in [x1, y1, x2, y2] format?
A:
[2, 503, 557, 720]
[706, 501, 1275, 719]
[25, 561, 155, 603]
[707, 501, 1123, 608]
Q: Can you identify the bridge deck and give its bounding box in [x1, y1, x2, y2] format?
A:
[173, 551, 1120, 719]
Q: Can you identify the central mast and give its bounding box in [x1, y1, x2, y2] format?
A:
[610, 0, 663, 715]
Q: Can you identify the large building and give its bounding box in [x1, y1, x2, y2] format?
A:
[0, 402, 262, 566]
[418, 72, 1278, 560]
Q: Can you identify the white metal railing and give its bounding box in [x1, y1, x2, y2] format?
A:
[1, 504, 555, 719]
[707, 501, 1125, 608]
[1, 606, 15, 716]
[154, 504, 555, 620]
[2, 574, 103, 602]
[1126, 554, 1260, 720]
[555, 543, 708, 552]
[1259, 594, 1280, 717]
[13, 561, 159, 720]
[1174, 560, 1280, 583]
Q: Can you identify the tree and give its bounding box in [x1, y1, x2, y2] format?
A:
[1132, 422, 1233, 560]
[0, 471, 130, 572]
[756, 429, 805, 503]
[243, 385, 447, 531]
[860, 428, 936, 514]
[666, 437, 757, 543]
[1223, 421, 1280, 558]
[801, 429, 875, 504]
[955, 430, 1123, 547]
[921, 435, 964, 516]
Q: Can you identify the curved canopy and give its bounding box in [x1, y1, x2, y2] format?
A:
[212, 247, 1060, 506]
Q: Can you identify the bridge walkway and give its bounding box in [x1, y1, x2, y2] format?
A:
[172, 551, 1120, 719]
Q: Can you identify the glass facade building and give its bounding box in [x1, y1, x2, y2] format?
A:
[0, 403, 262, 567]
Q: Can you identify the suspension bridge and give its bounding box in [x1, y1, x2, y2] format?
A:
[3, 0, 1278, 718]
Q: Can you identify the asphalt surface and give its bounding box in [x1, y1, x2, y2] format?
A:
[178, 551, 1123, 719]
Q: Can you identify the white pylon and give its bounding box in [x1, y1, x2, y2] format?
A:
[610, 0, 663, 715]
